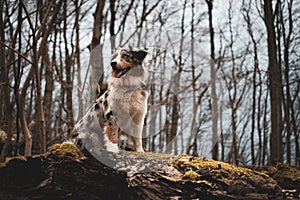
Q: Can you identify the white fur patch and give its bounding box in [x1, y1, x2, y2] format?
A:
[104, 134, 119, 153]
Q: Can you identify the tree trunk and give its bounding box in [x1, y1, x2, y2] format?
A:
[226, 0, 239, 164]
[43, 46, 53, 143]
[242, 4, 259, 165]
[206, 0, 218, 161]
[0, 0, 5, 129]
[74, 0, 83, 120]
[64, 0, 74, 135]
[19, 67, 34, 156]
[109, 0, 116, 52]
[89, 0, 105, 102]
[262, 92, 269, 165]
[278, 0, 293, 165]
[0, 0, 13, 162]
[0, 147, 283, 200]
[263, 0, 283, 164]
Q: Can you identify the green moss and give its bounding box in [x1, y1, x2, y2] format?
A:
[47, 142, 83, 160]
[171, 154, 269, 184]
[183, 170, 200, 180]
[165, 171, 212, 187]
[165, 176, 180, 182]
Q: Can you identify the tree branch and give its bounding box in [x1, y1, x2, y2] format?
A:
[0, 40, 32, 64]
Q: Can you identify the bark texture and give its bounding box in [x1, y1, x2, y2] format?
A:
[0, 144, 287, 200]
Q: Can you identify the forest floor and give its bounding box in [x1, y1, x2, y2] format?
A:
[0, 143, 299, 200]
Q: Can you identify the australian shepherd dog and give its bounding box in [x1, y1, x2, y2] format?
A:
[72, 46, 148, 153]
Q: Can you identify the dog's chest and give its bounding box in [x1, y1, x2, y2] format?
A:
[109, 87, 131, 106]
[108, 86, 147, 115]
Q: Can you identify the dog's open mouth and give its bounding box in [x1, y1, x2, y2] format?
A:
[114, 67, 130, 78]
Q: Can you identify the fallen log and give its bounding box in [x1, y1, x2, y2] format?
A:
[0, 143, 285, 199]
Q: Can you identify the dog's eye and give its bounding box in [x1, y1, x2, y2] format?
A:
[122, 54, 130, 59]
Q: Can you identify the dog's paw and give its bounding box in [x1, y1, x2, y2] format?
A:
[106, 142, 119, 153]
[135, 146, 144, 152]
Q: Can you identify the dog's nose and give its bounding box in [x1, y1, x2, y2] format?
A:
[111, 61, 117, 70]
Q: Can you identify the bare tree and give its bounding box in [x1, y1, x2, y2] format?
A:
[63, 0, 75, 136]
[263, 0, 284, 164]
[206, 0, 219, 161]
[242, 0, 262, 165]
[74, 0, 83, 120]
[109, 0, 116, 52]
[89, 0, 106, 101]
[220, 0, 249, 164]
[0, 0, 12, 161]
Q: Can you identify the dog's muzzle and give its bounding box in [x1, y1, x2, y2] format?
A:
[111, 62, 130, 78]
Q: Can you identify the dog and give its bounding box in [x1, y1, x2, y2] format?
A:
[71, 47, 148, 153]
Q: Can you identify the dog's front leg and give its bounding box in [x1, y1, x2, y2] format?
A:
[103, 117, 119, 153]
[132, 125, 144, 152]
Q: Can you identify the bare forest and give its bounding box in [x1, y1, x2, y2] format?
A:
[0, 0, 299, 167]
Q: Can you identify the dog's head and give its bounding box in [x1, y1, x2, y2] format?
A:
[111, 47, 148, 78]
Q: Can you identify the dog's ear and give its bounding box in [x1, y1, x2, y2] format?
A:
[132, 49, 148, 62]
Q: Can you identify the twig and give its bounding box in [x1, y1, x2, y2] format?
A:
[0, 40, 33, 64]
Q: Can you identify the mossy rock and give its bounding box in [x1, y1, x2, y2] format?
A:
[47, 142, 84, 160]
